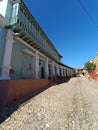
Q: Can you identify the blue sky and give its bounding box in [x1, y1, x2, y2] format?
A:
[24, 0, 98, 68]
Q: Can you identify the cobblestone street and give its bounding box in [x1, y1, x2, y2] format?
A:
[0, 76, 98, 130]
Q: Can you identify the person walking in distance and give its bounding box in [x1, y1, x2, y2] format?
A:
[87, 73, 90, 80]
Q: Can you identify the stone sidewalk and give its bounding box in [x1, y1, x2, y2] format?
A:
[0, 77, 98, 130]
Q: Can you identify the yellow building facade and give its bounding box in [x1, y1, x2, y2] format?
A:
[91, 53, 98, 69]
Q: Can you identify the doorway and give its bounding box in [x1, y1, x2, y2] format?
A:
[41, 67, 44, 78]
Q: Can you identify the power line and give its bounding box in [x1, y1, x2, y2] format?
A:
[76, 0, 98, 28]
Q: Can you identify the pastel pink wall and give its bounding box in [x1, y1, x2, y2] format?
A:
[90, 69, 98, 81]
[0, 79, 48, 107]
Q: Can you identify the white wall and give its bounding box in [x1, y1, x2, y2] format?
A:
[0, 0, 8, 17]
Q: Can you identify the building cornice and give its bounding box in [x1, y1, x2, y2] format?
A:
[19, 1, 61, 57]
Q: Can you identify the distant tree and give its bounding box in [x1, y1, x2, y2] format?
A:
[84, 61, 96, 72]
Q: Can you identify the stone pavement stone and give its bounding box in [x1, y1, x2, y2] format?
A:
[0, 76, 98, 130]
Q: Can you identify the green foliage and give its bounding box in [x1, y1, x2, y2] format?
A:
[84, 62, 96, 72]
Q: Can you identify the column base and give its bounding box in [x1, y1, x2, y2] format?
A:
[0, 66, 11, 80]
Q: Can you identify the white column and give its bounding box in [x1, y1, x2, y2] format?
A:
[64, 69, 66, 76]
[45, 57, 49, 78]
[57, 66, 59, 76]
[62, 68, 64, 77]
[0, 29, 14, 80]
[35, 51, 39, 79]
[52, 63, 54, 77]
[61, 68, 62, 77]
[67, 69, 69, 76]
[66, 69, 68, 76]
[64, 69, 66, 77]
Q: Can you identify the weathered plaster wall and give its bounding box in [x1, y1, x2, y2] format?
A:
[0, 79, 49, 107]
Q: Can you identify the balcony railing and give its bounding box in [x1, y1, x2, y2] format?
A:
[10, 10, 59, 62]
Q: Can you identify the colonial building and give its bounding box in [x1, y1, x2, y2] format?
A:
[0, 0, 74, 80]
[75, 68, 84, 76]
[0, 0, 75, 107]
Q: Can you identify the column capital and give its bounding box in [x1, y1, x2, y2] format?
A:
[35, 50, 39, 58]
[6, 29, 14, 43]
[0, 67, 11, 80]
[46, 57, 48, 60]
[36, 50, 39, 54]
